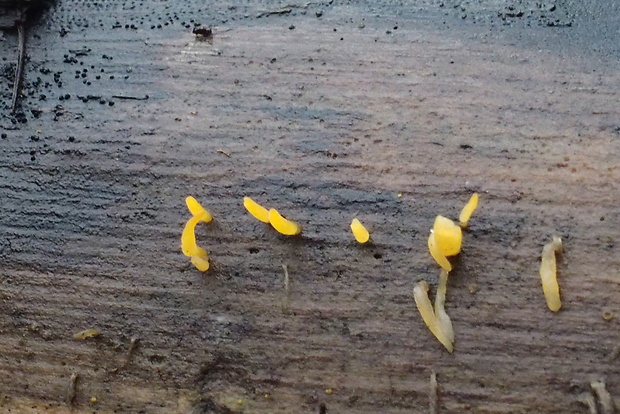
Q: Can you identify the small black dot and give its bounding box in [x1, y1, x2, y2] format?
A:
[249, 247, 260, 254]
[373, 253, 382, 260]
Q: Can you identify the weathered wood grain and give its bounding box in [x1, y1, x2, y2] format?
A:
[0, 1, 618, 413]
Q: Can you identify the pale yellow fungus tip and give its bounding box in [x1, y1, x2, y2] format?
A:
[185, 196, 212, 223]
[350, 218, 370, 243]
[413, 273, 454, 353]
[540, 235, 563, 312]
[191, 253, 210, 272]
[268, 208, 302, 236]
[73, 328, 101, 340]
[459, 193, 479, 228]
[243, 197, 270, 223]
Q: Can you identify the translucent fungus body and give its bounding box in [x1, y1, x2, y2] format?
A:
[268, 208, 302, 236]
[433, 216, 462, 257]
[459, 193, 479, 228]
[243, 197, 270, 223]
[540, 236, 563, 312]
[191, 253, 210, 272]
[350, 218, 370, 243]
[185, 196, 212, 223]
[428, 233, 452, 272]
[413, 277, 454, 352]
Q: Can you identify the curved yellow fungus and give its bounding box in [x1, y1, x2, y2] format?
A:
[191, 253, 210, 272]
[268, 208, 302, 236]
[185, 196, 212, 222]
[540, 236, 563, 312]
[413, 277, 454, 352]
[459, 193, 479, 228]
[182, 215, 205, 257]
[433, 215, 462, 257]
[73, 328, 101, 340]
[350, 218, 370, 243]
[243, 197, 270, 223]
[428, 233, 452, 272]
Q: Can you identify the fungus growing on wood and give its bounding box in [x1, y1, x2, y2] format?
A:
[540, 236, 563, 312]
[268, 208, 302, 236]
[243, 197, 270, 223]
[459, 193, 479, 228]
[350, 218, 370, 243]
[181, 197, 212, 271]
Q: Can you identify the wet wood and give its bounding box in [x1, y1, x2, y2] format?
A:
[0, 2, 618, 413]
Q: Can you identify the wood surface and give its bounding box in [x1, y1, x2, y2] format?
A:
[0, 1, 618, 413]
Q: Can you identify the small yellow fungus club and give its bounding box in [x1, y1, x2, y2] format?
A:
[433, 216, 462, 256]
[459, 193, 479, 228]
[350, 218, 370, 243]
[73, 328, 101, 340]
[268, 208, 302, 236]
[243, 197, 270, 223]
[185, 196, 212, 222]
[540, 236, 563, 312]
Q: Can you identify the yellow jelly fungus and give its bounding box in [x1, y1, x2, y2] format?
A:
[459, 193, 479, 228]
[182, 215, 205, 257]
[428, 232, 452, 272]
[413, 278, 453, 353]
[433, 215, 462, 257]
[185, 196, 212, 222]
[268, 208, 302, 236]
[73, 328, 101, 340]
[191, 253, 210, 272]
[90, 397, 98, 403]
[243, 197, 270, 223]
[350, 218, 370, 243]
[540, 236, 563, 312]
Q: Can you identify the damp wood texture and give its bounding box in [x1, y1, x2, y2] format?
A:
[0, 0, 619, 413]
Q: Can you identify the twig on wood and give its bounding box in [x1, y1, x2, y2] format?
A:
[590, 380, 616, 414]
[257, 8, 292, 18]
[577, 392, 598, 414]
[110, 336, 140, 373]
[429, 371, 438, 414]
[121, 336, 140, 369]
[282, 264, 290, 313]
[67, 372, 78, 405]
[609, 341, 620, 362]
[216, 149, 231, 157]
[111, 95, 149, 100]
[11, 10, 27, 113]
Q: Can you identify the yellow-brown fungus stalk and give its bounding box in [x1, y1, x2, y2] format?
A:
[181, 197, 212, 271]
[350, 218, 370, 243]
[243, 197, 270, 223]
[540, 236, 563, 312]
[268, 208, 302, 236]
[459, 193, 479, 228]
[428, 216, 462, 271]
[413, 271, 454, 352]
